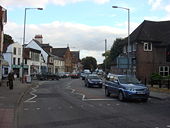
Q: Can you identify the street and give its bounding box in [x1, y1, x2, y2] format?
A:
[17, 78, 170, 128]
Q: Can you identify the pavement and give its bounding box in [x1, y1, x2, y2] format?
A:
[0, 79, 170, 128]
[0, 79, 37, 128]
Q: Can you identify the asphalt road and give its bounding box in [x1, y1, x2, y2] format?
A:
[17, 78, 170, 128]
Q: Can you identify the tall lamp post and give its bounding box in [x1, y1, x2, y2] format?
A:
[22, 8, 43, 82]
[112, 6, 130, 74]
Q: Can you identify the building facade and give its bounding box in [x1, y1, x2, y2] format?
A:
[115, 20, 170, 84]
[3, 42, 23, 78]
[0, 6, 7, 84]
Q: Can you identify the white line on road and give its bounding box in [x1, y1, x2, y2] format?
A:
[24, 84, 39, 103]
[167, 125, 170, 128]
[65, 82, 116, 101]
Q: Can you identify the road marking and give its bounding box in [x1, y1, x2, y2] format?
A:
[65, 82, 116, 101]
[24, 84, 39, 103]
[167, 125, 170, 127]
[36, 108, 40, 110]
[24, 108, 29, 111]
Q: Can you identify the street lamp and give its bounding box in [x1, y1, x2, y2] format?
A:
[22, 7, 43, 82]
[112, 6, 130, 74]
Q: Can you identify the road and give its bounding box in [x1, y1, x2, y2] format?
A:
[17, 78, 170, 128]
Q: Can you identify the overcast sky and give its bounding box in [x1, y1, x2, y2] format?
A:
[1, 0, 170, 64]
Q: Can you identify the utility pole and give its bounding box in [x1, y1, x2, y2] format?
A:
[105, 39, 107, 72]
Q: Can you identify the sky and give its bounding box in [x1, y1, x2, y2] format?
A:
[1, 0, 170, 64]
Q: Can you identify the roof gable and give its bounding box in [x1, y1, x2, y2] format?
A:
[130, 20, 170, 45]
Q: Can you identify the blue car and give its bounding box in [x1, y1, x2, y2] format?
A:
[85, 74, 103, 88]
[103, 75, 150, 102]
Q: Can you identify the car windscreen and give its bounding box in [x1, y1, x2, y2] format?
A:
[118, 76, 140, 84]
[87, 75, 99, 79]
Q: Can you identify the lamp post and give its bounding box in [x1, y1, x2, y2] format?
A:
[112, 6, 130, 74]
[22, 8, 43, 82]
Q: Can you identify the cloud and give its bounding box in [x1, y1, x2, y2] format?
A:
[4, 20, 125, 63]
[0, 0, 110, 7]
[148, 0, 163, 10]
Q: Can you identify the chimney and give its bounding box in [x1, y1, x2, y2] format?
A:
[34, 35, 43, 44]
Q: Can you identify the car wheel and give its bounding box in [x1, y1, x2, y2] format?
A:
[105, 88, 110, 97]
[118, 91, 124, 101]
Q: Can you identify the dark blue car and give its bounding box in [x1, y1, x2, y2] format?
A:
[103, 75, 150, 102]
[85, 74, 103, 88]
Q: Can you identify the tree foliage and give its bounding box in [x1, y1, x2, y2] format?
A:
[4, 34, 14, 44]
[81, 56, 97, 71]
[102, 38, 125, 71]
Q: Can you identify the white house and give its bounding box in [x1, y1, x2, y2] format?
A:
[3, 42, 23, 78]
[24, 48, 41, 76]
[25, 38, 48, 73]
[53, 56, 65, 73]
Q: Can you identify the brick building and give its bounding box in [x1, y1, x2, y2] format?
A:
[115, 20, 170, 84]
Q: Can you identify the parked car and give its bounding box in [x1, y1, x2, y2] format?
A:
[84, 74, 103, 88]
[36, 72, 59, 80]
[103, 75, 150, 102]
[81, 72, 91, 80]
[70, 72, 80, 79]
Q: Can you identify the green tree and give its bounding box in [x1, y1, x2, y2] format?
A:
[81, 56, 97, 72]
[109, 38, 124, 61]
[102, 38, 125, 70]
[4, 34, 14, 44]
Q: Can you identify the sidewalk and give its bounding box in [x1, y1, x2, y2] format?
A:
[148, 85, 170, 100]
[0, 79, 36, 128]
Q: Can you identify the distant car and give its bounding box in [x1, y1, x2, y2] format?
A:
[81, 72, 91, 80]
[84, 74, 103, 88]
[70, 72, 80, 79]
[36, 72, 59, 80]
[103, 75, 150, 102]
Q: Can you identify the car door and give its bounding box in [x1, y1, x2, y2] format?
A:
[111, 79, 120, 95]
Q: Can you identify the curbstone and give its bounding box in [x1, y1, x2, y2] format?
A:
[14, 81, 39, 128]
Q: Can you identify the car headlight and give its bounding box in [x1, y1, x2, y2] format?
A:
[127, 88, 136, 92]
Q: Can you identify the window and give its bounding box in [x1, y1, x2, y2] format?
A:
[123, 46, 126, 53]
[18, 58, 20, 65]
[133, 43, 136, 51]
[18, 48, 21, 55]
[144, 42, 152, 51]
[13, 47, 17, 55]
[166, 47, 170, 62]
[4, 68, 8, 75]
[13, 57, 16, 65]
[25, 59, 27, 64]
[159, 66, 169, 76]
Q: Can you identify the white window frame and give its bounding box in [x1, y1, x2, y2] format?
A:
[123, 46, 126, 53]
[159, 66, 169, 76]
[133, 43, 137, 51]
[143, 42, 152, 51]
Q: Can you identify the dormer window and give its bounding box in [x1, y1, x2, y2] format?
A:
[144, 42, 152, 51]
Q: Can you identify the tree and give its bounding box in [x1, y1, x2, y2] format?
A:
[81, 56, 97, 72]
[4, 34, 14, 44]
[102, 38, 125, 70]
[109, 38, 124, 61]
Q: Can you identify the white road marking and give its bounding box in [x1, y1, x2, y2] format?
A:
[167, 125, 170, 127]
[24, 84, 39, 103]
[36, 108, 40, 110]
[65, 82, 116, 101]
[24, 108, 29, 111]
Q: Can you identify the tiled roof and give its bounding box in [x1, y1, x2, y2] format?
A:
[52, 48, 68, 57]
[130, 20, 170, 45]
[71, 51, 80, 60]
